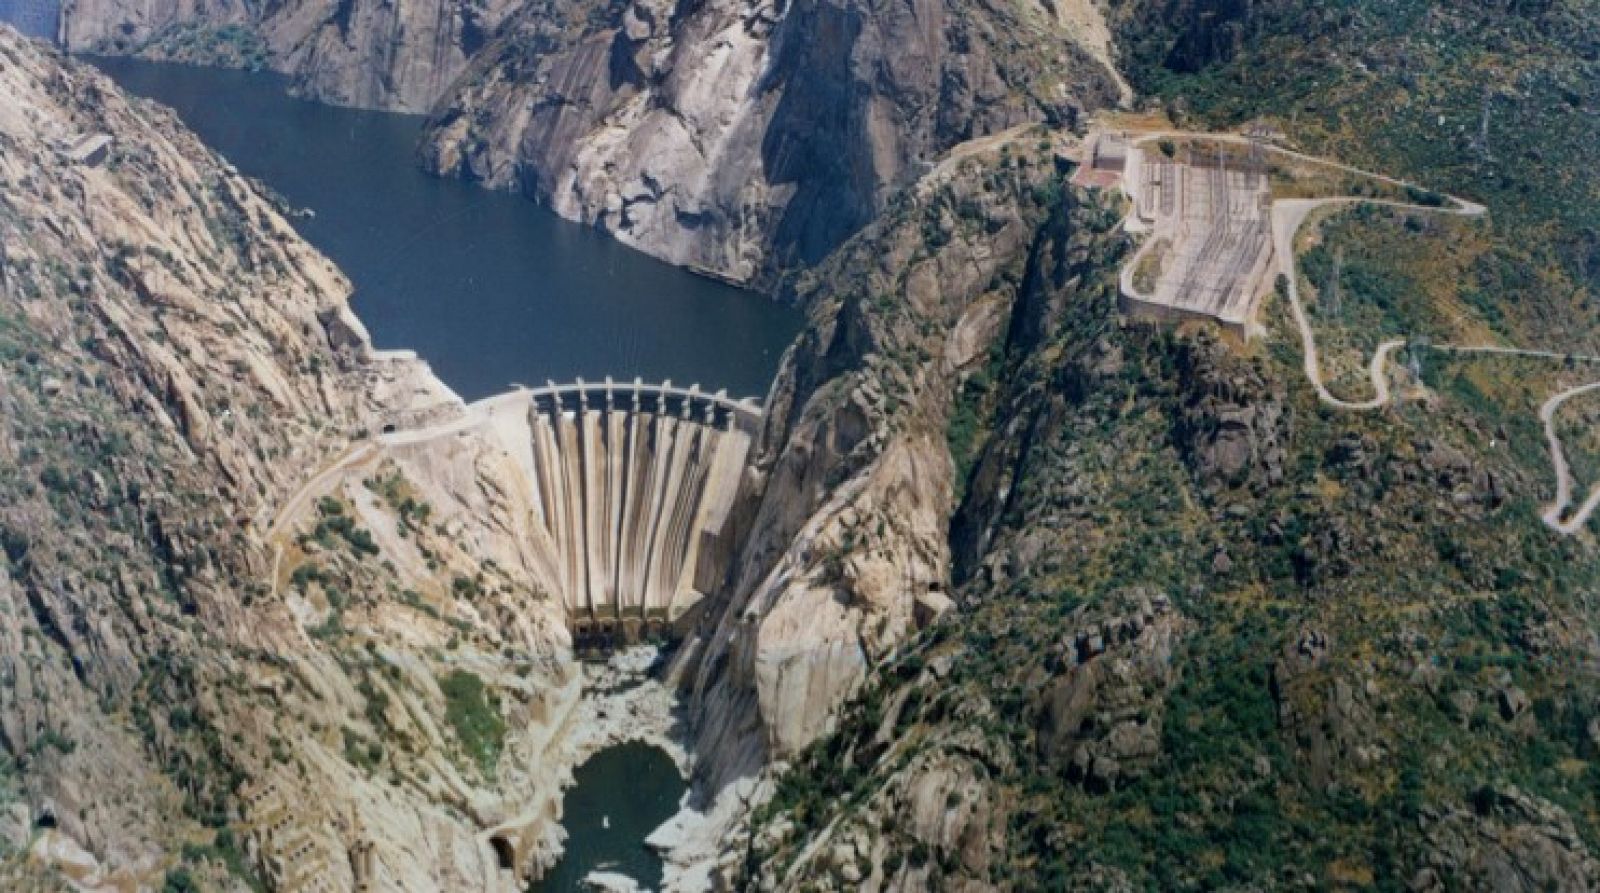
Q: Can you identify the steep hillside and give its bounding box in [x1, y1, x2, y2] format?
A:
[419, 0, 1127, 283]
[671, 129, 1095, 784]
[57, 0, 516, 112]
[671, 3, 1600, 889]
[741, 219, 1600, 886]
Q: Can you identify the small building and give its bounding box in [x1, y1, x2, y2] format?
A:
[1092, 135, 1128, 173]
[65, 133, 112, 167]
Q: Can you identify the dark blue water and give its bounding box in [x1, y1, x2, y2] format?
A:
[0, 0, 59, 40]
[530, 741, 686, 892]
[88, 57, 802, 402]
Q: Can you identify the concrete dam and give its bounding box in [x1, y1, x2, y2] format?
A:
[381, 380, 760, 651]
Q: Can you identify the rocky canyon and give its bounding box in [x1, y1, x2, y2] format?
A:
[0, 31, 683, 890]
[4, 0, 1600, 890]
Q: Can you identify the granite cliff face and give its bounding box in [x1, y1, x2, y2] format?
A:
[420, 0, 1127, 282]
[671, 131, 1081, 786]
[57, 0, 514, 112]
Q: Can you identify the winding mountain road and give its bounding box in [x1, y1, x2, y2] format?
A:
[1269, 194, 1600, 534]
[258, 389, 530, 547]
[1270, 195, 1485, 410]
[259, 442, 380, 597]
[1273, 196, 1600, 535]
[263, 444, 379, 543]
[1120, 129, 1485, 410]
[1119, 129, 1600, 535]
[1538, 382, 1600, 534]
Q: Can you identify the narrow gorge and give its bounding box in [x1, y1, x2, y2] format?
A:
[0, 31, 771, 892]
[4, 0, 1600, 890]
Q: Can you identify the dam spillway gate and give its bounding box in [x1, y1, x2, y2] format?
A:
[517, 381, 758, 654]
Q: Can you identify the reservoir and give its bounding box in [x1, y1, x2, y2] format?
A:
[529, 742, 686, 892]
[0, 0, 58, 39]
[89, 57, 803, 402]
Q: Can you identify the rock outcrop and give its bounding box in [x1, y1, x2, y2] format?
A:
[1036, 590, 1187, 792]
[1413, 786, 1600, 893]
[1172, 333, 1291, 493]
[58, 0, 517, 112]
[420, 0, 1126, 282]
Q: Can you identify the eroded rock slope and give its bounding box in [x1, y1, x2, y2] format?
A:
[421, 0, 1126, 282]
[58, 0, 516, 112]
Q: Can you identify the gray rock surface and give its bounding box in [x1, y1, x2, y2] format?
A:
[60, 0, 518, 112]
[421, 0, 1124, 282]
[1037, 591, 1185, 791]
[1413, 786, 1600, 892]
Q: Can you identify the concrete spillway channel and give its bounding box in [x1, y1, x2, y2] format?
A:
[522, 382, 759, 653]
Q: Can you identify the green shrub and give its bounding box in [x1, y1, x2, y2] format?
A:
[438, 670, 504, 775]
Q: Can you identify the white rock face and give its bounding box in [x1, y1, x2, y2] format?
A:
[735, 435, 950, 756]
[552, 2, 778, 282]
[423, 0, 1126, 282]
